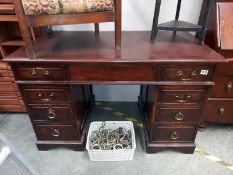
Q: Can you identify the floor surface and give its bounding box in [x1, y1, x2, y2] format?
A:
[0, 102, 233, 175]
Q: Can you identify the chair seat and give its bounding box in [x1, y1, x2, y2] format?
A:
[22, 0, 114, 15]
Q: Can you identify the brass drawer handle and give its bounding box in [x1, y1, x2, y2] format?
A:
[175, 94, 191, 103]
[31, 68, 49, 77]
[219, 107, 225, 115]
[51, 128, 61, 137]
[38, 92, 43, 97]
[177, 70, 197, 81]
[47, 107, 56, 119]
[31, 68, 36, 76]
[174, 112, 184, 121]
[43, 69, 49, 76]
[37, 92, 54, 101]
[226, 82, 232, 91]
[170, 131, 179, 140]
[49, 93, 55, 97]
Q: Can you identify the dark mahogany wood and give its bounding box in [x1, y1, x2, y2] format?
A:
[199, 0, 233, 126]
[34, 124, 78, 141]
[21, 86, 71, 103]
[152, 125, 196, 142]
[161, 65, 214, 81]
[27, 104, 74, 123]
[3, 31, 226, 153]
[13, 64, 66, 81]
[157, 86, 207, 104]
[202, 98, 233, 123]
[155, 105, 201, 123]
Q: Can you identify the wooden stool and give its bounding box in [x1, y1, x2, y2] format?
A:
[151, 0, 211, 45]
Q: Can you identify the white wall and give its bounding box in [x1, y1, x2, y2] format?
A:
[54, 0, 203, 101]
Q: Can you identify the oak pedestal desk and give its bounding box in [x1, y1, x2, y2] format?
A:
[3, 31, 225, 153]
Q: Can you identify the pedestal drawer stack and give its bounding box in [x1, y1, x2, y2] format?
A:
[140, 64, 214, 153]
[12, 64, 93, 150]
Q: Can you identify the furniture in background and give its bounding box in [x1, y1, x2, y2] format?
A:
[151, 0, 211, 45]
[0, 0, 26, 112]
[199, 0, 233, 126]
[14, 0, 122, 59]
[3, 31, 225, 153]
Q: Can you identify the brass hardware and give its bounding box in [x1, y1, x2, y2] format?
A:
[177, 70, 197, 81]
[31, 68, 49, 77]
[31, 68, 36, 76]
[170, 131, 179, 140]
[43, 69, 49, 76]
[219, 107, 225, 115]
[38, 93, 43, 97]
[175, 94, 191, 103]
[177, 71, 183, 77]
[174, 112, 184, 121]
[49, 93, 55, 97]
[47, 107, 56, 119]
[51, 128, 61, 137]
[226, 82, 232, 91]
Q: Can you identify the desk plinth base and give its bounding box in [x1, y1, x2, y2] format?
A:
[145, 142, 196, 154]
[36, 140, 85, 151]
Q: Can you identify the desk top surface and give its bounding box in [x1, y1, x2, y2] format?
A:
[4, 31, 225, 63]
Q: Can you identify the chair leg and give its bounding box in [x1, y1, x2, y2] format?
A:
[115, 0, 122, 49]
[151, 0, 162, 42]
[94, 23, 99, 36]
[14, 0, 35, 58]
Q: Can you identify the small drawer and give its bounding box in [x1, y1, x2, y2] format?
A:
[158, 86, 206, 104]
[203, 99, 233, 123]
[209, 76, 233, 97]
[161, 65, 213, 81]
[28, 104, 73, 122]
[152, 125, 196, 142]
[22, 86, 71, 103]
[34, 124, 77, 140]
[156, 106, 201, 123]
[13, 65, 66, 81]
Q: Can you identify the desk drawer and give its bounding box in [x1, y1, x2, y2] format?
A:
[22, 86, 71, 103]
[203, 99, 233, 123]
[69, 63, 159, 81]
[28, 104, 73, 122]
[209, 76, 233, 97]
[156, 106, 201, 123]
[161, 65, 213, 81]
[13, 65, 66, 81]
[158, 86, 206, 104]
[152, 125, 195, 142]
[35, 124, 77, 141]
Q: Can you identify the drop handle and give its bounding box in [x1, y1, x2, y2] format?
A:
[170, 131, 179, 140]
[47, 107, 56, 119]
[43, 69, 49, 76]
[51, 128, 61, 137]
[49, 93, 55, 97]
[31, 68, 36, 76]
[219, 107, 225, 115]
[174, 112, 185, 121]
[226, 82, 232, 91]
[177, 70, 197, 81]
[175, 94, 191, 103]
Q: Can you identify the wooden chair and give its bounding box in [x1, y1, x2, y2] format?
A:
[14, 0, 122, 59]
